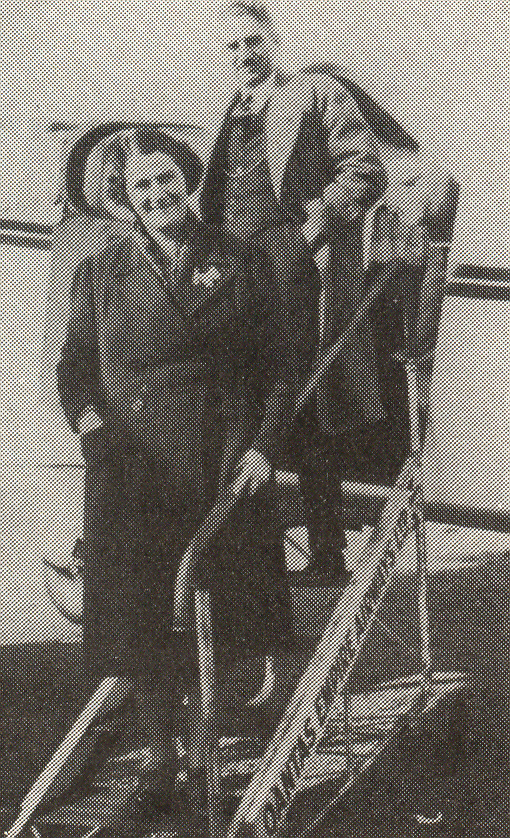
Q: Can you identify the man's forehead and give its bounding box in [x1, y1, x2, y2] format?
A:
[222, 13, 270, 44]
[125, 151, 180, 179]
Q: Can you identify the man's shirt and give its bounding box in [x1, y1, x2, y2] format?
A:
[224, 76, 283, 239]
[231, 72, 277, 118]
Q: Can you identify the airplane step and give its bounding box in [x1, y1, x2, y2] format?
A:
[35, 779, 141, 833]
[30, 670, 468, 834]
[203, 671, 468, 798]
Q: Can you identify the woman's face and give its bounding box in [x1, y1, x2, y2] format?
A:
[124, 151, 189, 234]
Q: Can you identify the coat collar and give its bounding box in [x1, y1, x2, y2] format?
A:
[111, 214, 236, 318]
[112, 212, 204, 280]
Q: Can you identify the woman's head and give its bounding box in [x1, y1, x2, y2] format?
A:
[104, 128, 203, 233]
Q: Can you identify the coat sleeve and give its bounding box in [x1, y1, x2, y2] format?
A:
[56, 258, 104, 433]
[245, 227, 320, 462]
[368, 167, 460, 356]
[313, 73, 387, 220]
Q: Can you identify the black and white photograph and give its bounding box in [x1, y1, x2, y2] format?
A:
[0, 2, 508, 837]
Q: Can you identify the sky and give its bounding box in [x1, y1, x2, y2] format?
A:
[0, 0, 505, 128]
[0, 0, 507, 263]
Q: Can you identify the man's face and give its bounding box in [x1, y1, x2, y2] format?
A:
[223, 14, 279, 88]
[124, 151, 188, 234]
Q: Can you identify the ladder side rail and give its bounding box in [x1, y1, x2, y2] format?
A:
[193, 588, 224, 838]
[227, 455, 422, 838]
[4, 677, 133, 838]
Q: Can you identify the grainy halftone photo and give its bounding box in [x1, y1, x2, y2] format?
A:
[0, 3, 508, 838]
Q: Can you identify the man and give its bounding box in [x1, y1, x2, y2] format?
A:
[201, 1, 388, 581]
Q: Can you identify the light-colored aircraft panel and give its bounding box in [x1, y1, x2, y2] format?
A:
[424, 294, 510, 514]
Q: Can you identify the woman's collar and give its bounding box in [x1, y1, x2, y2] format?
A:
[127, 211, 203, 278]
[133, 210, 200, 248]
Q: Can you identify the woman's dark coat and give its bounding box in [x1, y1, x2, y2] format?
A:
[57, 217, 318, 677]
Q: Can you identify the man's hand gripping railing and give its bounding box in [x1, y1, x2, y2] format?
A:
[172, 261, 401, 632]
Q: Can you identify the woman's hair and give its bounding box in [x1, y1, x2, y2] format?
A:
[101, 128, 203, 210]
[224, 2, 275, 30]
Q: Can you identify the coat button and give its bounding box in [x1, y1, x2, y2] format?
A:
[132, 398, 144, 413]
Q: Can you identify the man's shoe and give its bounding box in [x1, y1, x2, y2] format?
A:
[134, 750, 182, 814]
[291, 561, 352, 588]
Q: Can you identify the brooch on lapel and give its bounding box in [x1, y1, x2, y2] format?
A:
[192, 264, 222, 288]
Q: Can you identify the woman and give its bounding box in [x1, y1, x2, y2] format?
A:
[57, 128, 317, 809]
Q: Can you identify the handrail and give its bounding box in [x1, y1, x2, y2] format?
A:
[172, 264, 398, 630]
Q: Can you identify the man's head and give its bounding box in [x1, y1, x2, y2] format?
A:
[104, 129, 203, 234]
[221, 2, 280, 88]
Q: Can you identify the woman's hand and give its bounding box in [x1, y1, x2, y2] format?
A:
[232, 448, 273, 497]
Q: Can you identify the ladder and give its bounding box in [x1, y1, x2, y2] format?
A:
[188, 356, 468, 838]
[4, 290, 468, 838]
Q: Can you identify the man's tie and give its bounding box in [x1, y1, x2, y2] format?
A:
[239, 92, 254, 113]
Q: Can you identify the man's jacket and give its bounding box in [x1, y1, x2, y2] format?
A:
[200, 69, 387, 230]
[200, 69, 388, 432]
